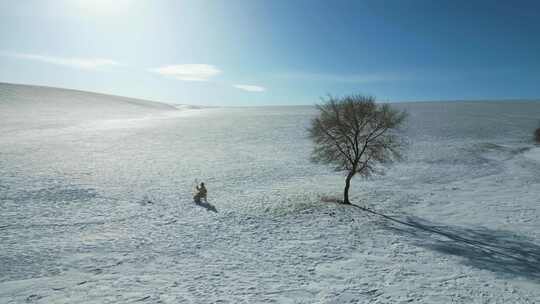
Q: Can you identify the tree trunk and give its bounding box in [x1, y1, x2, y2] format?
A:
[343, 171, 355, 204]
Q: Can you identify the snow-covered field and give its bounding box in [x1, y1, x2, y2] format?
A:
[1, 83, 540, 303]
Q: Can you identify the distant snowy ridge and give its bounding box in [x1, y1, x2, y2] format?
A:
[173, 104, 204, 110]
[0, 83, 194, 132]
[0, 82, 175, 110]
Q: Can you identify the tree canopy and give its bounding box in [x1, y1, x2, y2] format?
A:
[309, 94, 407, 204]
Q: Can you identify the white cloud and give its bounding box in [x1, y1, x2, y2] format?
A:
[233, 84, 266, 92]
[2, 52, 120, 70]
[150, 64, 221, 81]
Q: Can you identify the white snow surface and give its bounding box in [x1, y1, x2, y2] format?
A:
[524, 147, 540, 162]
[1, 84, 540, 303]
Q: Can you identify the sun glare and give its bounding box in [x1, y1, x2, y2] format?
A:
[74, 0, 133, 15]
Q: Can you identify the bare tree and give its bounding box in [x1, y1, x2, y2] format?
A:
[308, 94, 407, 204]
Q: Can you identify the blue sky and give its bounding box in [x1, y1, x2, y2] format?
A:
[1, 0, 539, 106]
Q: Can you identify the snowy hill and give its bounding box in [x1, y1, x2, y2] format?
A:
[0, 83, 178, 132]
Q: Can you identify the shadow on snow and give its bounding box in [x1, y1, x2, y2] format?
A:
[351, 204, 540, 281]
[194, 200, 218, 213]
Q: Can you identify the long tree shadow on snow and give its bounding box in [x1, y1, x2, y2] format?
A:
[351, 204, 540, 281]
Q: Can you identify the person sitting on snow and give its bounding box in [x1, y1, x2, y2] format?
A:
[194, 182, 207, 203]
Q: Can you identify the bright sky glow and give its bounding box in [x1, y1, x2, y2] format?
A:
[73, 0, 133, 16]
[0, 0, 539, 105]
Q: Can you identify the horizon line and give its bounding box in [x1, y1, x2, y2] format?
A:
[1, 81, 539, 107]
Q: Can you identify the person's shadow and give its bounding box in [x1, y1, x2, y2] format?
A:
[194, 199, 218, 213]
[352, 204, 540, 281]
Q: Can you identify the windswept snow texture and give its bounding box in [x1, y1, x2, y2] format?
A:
[1, 84, 540, 303]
